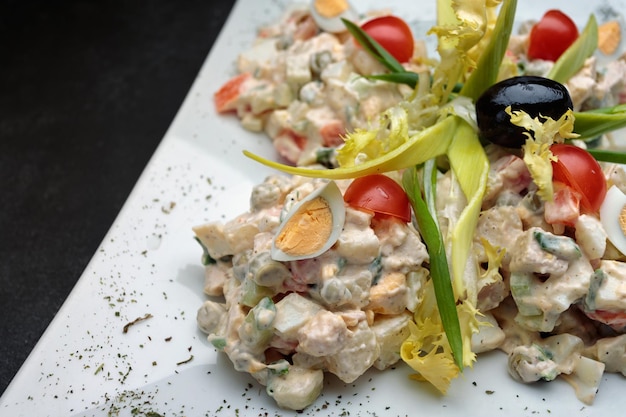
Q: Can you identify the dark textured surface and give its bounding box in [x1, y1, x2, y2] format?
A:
[0, 0, 236, 395]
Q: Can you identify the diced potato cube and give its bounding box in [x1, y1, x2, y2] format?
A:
[370, 313, 411, 370]
[266, 366, 324, 411]
[325, 320, 380, 383]
[273, 293, 323, 341]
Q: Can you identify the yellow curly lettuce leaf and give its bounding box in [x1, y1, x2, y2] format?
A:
[429, 0, 495, 101]
[461, 0, 518, 100]
[243, 111, 461, 180]
[401, 280, 482, 394]
[402, 319, 459, 394]
[480, 238, 506, 287]
[466, 1, 500, 66]
[506, 107, 578, 201]
[335, 106, 409, 168]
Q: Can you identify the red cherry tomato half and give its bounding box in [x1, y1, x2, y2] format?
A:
[343, 174, 412, 222]
[360, 15, 414, 63]
[527, 10, 579, 62]
[551, 143, 606, 213]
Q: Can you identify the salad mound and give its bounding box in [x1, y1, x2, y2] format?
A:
[198, 0, 626, 411]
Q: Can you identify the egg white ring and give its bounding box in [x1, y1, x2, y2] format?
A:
[309, 0, 359, 33]
[271, 180, 346, 262]
[599, 185, 626, 256]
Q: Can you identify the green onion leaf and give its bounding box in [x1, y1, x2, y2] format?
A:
[574, 104, 626, 140]
[587, 149, 626, 164]
[460, 0, 518, 100]
[341, 18, 406, 74]
[364, 72, 419, 88]
[547, 14, 598, 84]
[402, 165, 464, 370]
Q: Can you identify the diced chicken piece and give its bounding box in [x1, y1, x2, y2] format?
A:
[297, 310, 348, 357]
[203, 262, 228, 296]
[509, 228, 570, 275]
[482, 154, 531, 208]
[511, 267, 594, 332]
[375, 219, 429, 273]
[324, 320, 380, 383]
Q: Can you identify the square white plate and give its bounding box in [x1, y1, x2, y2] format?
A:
[1, 1, 625, 416]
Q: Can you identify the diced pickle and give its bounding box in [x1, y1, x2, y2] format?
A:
[533, 230, 581, 261]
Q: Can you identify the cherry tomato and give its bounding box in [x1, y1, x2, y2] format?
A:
[551, 144, 606, 213]
[344, 174, 411, 222]
[360, 15, 414, 63]
[527, 10, 579, 62]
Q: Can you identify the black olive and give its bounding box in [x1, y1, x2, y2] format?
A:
[475, 75, 573, 148]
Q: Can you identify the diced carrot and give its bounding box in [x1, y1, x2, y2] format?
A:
[272, 129, 307, 164]
[282, 129, 307, 150]
[544, 182, 580, 226]
[584, 309, 626, 331]
[214, 73, 250, 113]
[319, 120, 345, 147]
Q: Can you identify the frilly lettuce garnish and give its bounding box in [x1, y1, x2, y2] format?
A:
[480, 238, 506, 287]
[460, 0, 517, 100]
[506, 107, 578, 201]
[400, 280, 483, 393]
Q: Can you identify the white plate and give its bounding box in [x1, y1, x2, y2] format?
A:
[1, 1, 625, 416]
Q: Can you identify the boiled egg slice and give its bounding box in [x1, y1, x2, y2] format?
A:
[599, 185, 626, 255]
[271, 180, 345, 261]
[310, 0, 358, 33]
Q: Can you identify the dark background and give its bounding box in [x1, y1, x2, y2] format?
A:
[0, 0, 236, 395]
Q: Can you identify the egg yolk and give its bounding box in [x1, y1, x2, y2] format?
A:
[313, 0, 350, 18]
[275, 196, 332, 256]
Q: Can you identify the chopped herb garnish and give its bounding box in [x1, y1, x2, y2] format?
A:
[94, 363, 104, 375]
[176, 355, 194, 366]
[122, 313, 153, 333]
